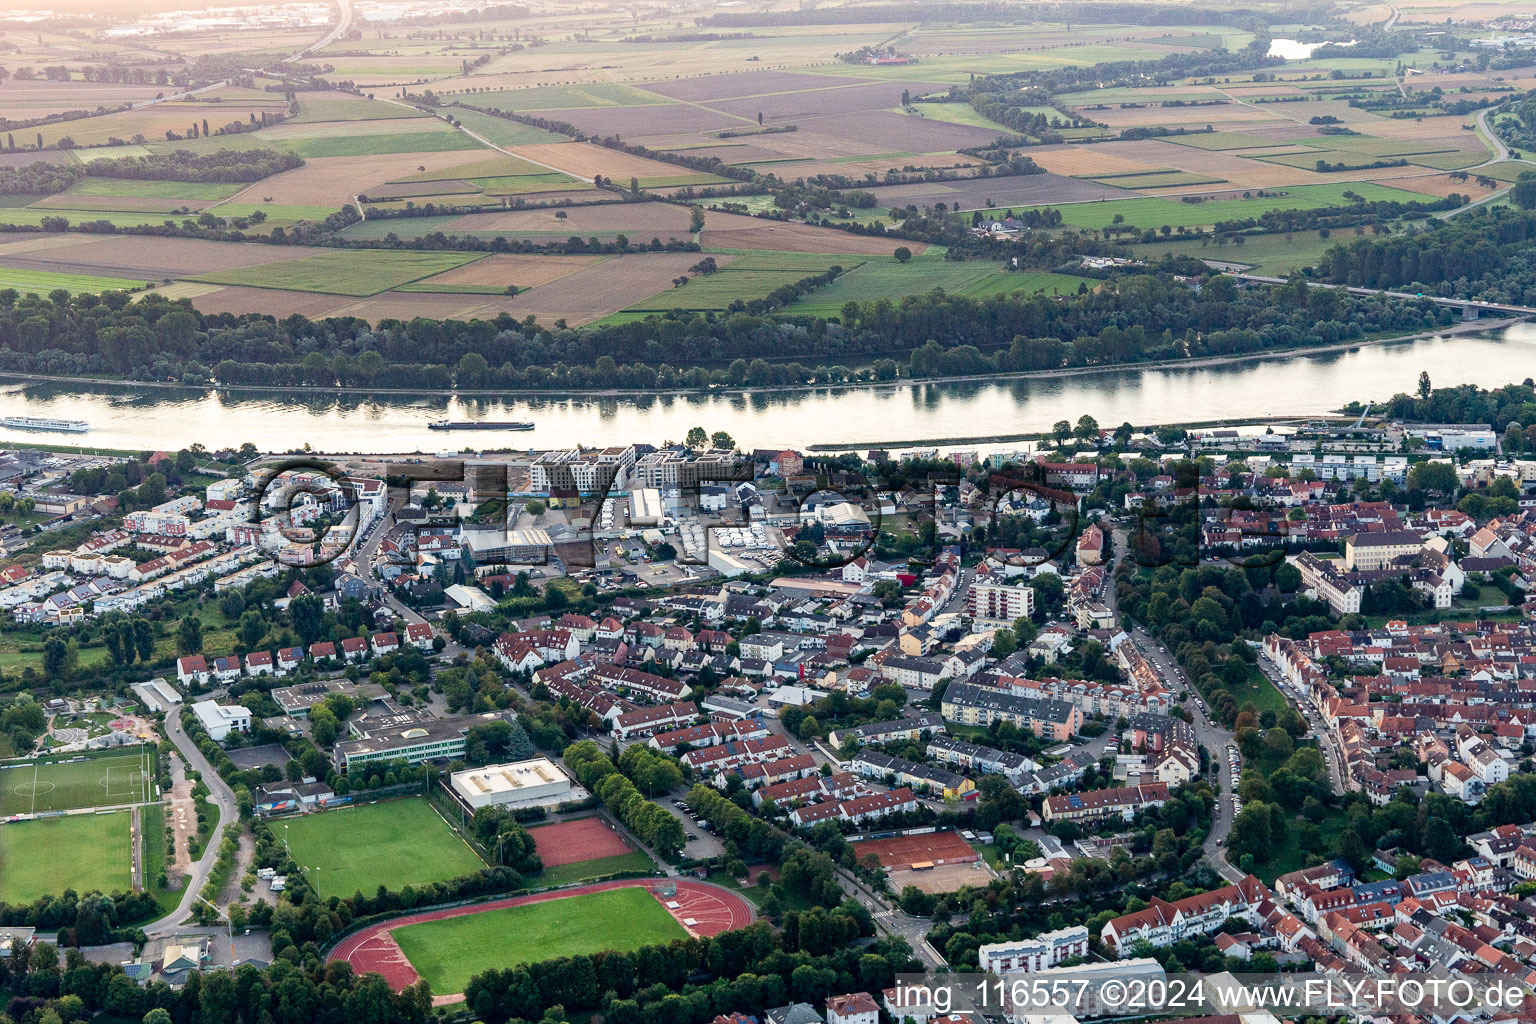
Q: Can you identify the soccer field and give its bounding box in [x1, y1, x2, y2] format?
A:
[392, 887, 688, 993]
[277, 797, 486, 898]
[0, 751, 153, 815]
[0, 811, 133, 904]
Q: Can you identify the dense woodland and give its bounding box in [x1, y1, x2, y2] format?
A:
[0, 271, 1452, 391]
[1313, 201, 1536, 303]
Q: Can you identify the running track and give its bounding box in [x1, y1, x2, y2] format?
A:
[329, 880, 756, 996]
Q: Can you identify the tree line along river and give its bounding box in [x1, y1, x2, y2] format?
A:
[0, 326, 1531, 456]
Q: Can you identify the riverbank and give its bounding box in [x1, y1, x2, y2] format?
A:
[0, 316, 1515, 406]
[805, 413, 1356, 453]
[2, 322, 1525, 456]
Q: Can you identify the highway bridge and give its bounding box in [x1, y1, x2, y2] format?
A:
[1230, 273, 1536, 319]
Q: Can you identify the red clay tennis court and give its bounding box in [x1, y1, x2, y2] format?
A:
[529, 817, 634, 867]
[329, 879, 755, 995]
[850, 830, 980, 870]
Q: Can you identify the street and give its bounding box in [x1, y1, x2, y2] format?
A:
[147, 708, 243, 938]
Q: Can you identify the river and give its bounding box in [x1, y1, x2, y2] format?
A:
[1, 327, 1533, 456]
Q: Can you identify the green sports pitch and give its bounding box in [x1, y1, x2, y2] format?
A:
[392, 887, 688, 994]
[0, 811, 133, 904]
[0, 751, 154, 816]
[277, 797, 486, 898]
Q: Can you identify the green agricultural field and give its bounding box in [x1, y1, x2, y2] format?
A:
[1136, 228, 1344, 275]
[1410, 149, 1492, 170]
[212, 203, 348, 223]
[1476, 160, 1536, 182]
[193, 249, 484, 296]
[393, 887, 688, 994]
[75, 144, 153, 161]
[1256, 151, 1422, 170]
[0, 812, 133, 904]
[277, 797, 485, 898]
[0, 208, 199, 229]
[337, 214, 465, 240]
[1297, 135, 1458, 157]
[628, 251, 857, 311]
[632, 269, 833, 310]
[403, 155, 554, 180]
[64, 178, 247, 200]
[468, 83, 669, 110]
[960, 271, 1100, 298]
[477, 173, 587, 194]
[287, 131, 484, 158]
[0, 751, 153, 814]
[1086, 171, 1227, 188]
[27, 197, 210, 215]
[1166, 132, 1307, 151]
[393, 282, 507, 294]
[444, 109, 572, 147]
[904, 104, 1013, 131]
[785, 254, 1094, 314]
[637, 173, 733, 188]
[291, 96, 429, 124]
[1040, 182, 1425, 231]
[0, 266, 152, 294]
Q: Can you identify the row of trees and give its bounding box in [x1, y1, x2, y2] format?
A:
[565, 740, 686, 856]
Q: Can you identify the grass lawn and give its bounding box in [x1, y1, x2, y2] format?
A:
[193, 249, 484, 296]
[0, 750, 154, 815]
[277, 797, 486, 898]
[1227, 666, 1289, 720]
[532, 850, 655, 887]
[393, 886, 687, 993]
[0, 266, 151, 295]
[1247, 806, 1348, 885]
[139, 802, 184, 916]
[0, 811, 133, 903]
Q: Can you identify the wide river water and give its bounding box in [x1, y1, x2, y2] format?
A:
[2, 326, 1534, 456]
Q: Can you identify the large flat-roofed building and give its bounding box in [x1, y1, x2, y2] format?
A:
[450, 757, 573, 809]
[191, 699, 251, 742]
[271, 679, 385, 717]
[334, 710, 514, 772]
[463, 528, 552, 565]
